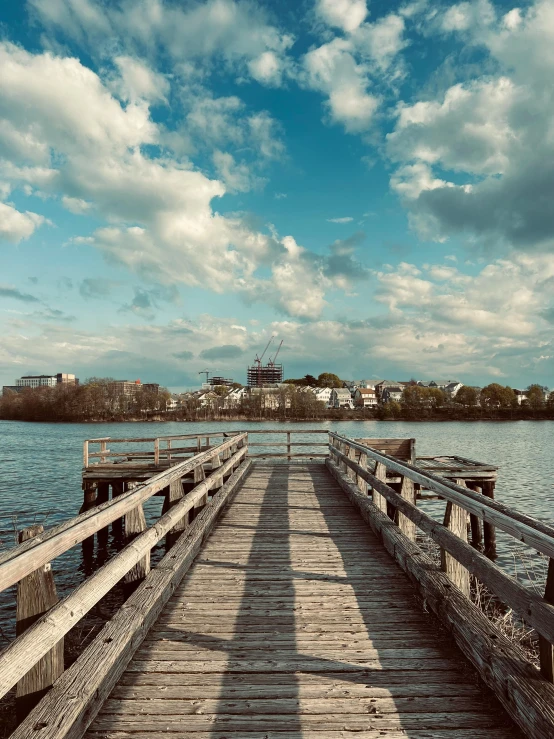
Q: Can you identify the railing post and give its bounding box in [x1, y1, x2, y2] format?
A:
[154, 438, 160, 466]
[124, 482, 150, 590]
[539, 559, 554, 682]
[287, 431, 291, 461]
[210, 450, 223, 496]
[441, 479, 470, 597]
[83, 440, 89, 468]
[357, 451, 368, 495]
[373, 461, 388, 514]
[100, 440, 107, 464]
[167, 439, 172, 462]
[482, 480, 497, 559]
[166, 478, 187, 549]
[466, 481, 483, 549]
[347, 445, 357, 483]
[16, 525, 64, 721]
[398, 475, 416, 540]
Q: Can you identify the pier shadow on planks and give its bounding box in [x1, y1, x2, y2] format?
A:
[85, 462, 521, 739]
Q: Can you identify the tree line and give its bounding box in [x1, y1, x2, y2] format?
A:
[0, 378, 171, 422]
[378, 383, 553, 420]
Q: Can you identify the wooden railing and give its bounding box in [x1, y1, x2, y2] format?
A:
[243, 428, 329, 459]
[83, 431, 239, 467]
[327, 432, 554, 739]
[0, 433, 249, 731]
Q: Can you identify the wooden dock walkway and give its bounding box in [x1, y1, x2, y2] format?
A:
[2, 430, 554, 739]
[86, 463, 518, 738]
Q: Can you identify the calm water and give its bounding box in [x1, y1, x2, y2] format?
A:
[1, 419, 552, 637]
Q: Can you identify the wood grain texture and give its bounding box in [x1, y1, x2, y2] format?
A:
[15, 526, 63, 721]
[327, 457, 554, 739]
[81, 462, 519, 739]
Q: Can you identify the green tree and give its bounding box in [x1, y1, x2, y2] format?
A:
[526, 384, 546, 409]
[480, 384, 516, 409]
[455, 386, 478, 407]
[317, 372, 343, 388]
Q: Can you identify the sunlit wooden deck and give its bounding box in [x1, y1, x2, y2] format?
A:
[85, 463, 518, 738]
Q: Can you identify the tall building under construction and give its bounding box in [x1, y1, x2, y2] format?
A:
[247, 336, 284, 387]
[247, 362, 284, 387]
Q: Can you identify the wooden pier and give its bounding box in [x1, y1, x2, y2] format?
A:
[0, 430, 553, 738]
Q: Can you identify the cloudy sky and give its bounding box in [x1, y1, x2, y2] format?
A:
[1, 0, 553, 390]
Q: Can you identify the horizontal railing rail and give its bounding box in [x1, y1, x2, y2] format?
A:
[83, 432, 241, 467]
[240, 428, 329, 459]
[328, 432, 554, 687]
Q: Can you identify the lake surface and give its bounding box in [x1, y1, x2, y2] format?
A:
[1, 419, 552, 637]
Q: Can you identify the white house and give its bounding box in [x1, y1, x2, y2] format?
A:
[513, 389, 527, 405]
[311, 387, 333, 407]
[354, 387, 378, 407]
[223, 387, 247, 409]
[331, 388, 354, 408]
[444, 382, 464, 397]
[166, 395, 180, 410]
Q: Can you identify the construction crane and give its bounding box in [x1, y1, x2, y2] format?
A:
[198, 369, 211, 383]
[268, 339, 283, 367]
[255, 335, 275, 366]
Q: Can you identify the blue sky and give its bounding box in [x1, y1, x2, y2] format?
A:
[0, 0, 553, 390]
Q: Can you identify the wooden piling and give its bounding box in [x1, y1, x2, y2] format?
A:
[397, 475, 416, 541]
[80, 482, 96, 559]
[373, 462, 388, 514]
[356, 451, 368, 495]
[111, 480, 124, 541]
[15, 525, 63, 720]
[441, 482, 470, 597]
[96, 482, 110, 549]
[466, 482, 483, 549]
[124, 483, 150, 589]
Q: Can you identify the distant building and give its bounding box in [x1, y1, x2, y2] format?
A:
[56, 373, 78, 385]
[2, 386, 21, 396]
[354, 387, 378, 407]
[247, 363, 284, 387]
[109, 380, 142, 396]
[311, 387, 333, 407]
[12, 372, 78, 390]
[381, 386, 404, 403]
[513, 389, 527, 405]
[166, 395, 180, 410]
[142, 383, 160, 394]
[375, 380, 408, 402]
[223, 387, 247, 409]
[331, 388, 354, 408]
[444, 382, 464, 397]
[3, 372, 79, 395]
[206, 376, 235, 387]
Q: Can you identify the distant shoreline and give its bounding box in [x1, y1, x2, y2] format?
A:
[2, 410, 554, 423]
